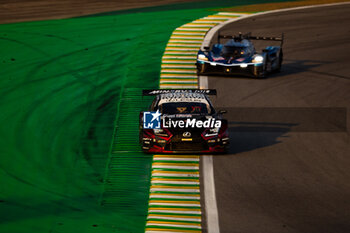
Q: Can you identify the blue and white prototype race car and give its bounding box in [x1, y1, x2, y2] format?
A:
[196, 32, 284, 78]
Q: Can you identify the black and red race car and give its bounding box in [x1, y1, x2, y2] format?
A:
[140, 89, 229, 153]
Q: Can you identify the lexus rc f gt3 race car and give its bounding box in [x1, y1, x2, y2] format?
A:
[196, 32, 284, 78]
[140, 89, 229, 153]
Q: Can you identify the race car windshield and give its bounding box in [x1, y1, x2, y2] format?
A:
[160, 102, 209, 114]
[222, 46, 246, 58]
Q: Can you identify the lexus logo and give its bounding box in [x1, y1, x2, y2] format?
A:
[183, 132, 191, 137]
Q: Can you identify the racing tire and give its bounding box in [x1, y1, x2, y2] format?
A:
[276, 49, 283, 73]
[197, 63, 207, 74]
[255, 62, 267, 79]
[256, 71, 267, 79]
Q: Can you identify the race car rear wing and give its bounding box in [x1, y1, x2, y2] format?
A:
[142, 89, 217, 96]
[218, 32, 284, 46]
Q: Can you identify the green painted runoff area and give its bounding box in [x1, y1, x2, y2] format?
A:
[0, 0, 294, 232]
[0, 8, 217, 233]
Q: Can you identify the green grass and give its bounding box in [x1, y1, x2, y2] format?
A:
[0, 8, 217, 233]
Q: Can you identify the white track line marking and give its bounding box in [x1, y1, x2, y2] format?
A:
[200, 74, 220, 233]
[176, 28, 210, 31]
[163, 56, 197, 59]
[148, 210, 201, 214]
[149, 203, 201, 207]
[146, 223, 201, 229]
[159, 85, 198, 88]
[173, 32, 206, 35]
[182, 24, 217, 27]
[151, 180, 200, 185]
[202, 155, 220, 233]
[190, 20, 219, 23]
[152, 165, 199, 169]
[153, 157, 199, 161]
[199, 75, 208, 90]
[164, 51, 198, 54]
[166, 47, 199, 50]
[162, 61, 196, 64]
[170, 36, 204, 40]
[161, 70, 196, 74]
[201, 17, 233, 20]
[217, 12, 250, 16]
[161, 64, 196, 68]
[197, 19, 226, 23]
[150, 194, 200, 199]
[151, 173, 199, 177]
[146, 231, 198, 233]
[160, 75, 197, 78]
[160, 80, 197, 84]
[150, 188, 199, 193]
[168, 40, 202, 43]
[147, 216, 201, 222]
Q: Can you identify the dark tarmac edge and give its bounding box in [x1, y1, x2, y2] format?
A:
[0, 0, 202, 24]
[205, 3, 350, 233]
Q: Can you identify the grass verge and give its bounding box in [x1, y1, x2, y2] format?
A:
[0, 8, 213, 233]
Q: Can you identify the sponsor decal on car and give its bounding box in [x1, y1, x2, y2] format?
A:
[163, 117, 221, 128]
[143, 110, 161, 129]
[143, 110, 221, 129]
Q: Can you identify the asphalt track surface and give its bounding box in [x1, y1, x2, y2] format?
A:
[207, 4, 350, 233]
[0, 0, 201, 23]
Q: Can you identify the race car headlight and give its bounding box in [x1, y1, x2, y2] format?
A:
[204, 127, 219, 137]
[198, 54, 208, 61]
[252, 55, 264, 63]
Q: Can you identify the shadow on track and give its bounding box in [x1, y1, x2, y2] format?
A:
[227, 122, 296, 154]
[202, 58, 329, 80]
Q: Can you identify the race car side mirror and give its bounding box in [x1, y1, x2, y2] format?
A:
[139, 112, 144, 122]
[218, 110, 227, 114]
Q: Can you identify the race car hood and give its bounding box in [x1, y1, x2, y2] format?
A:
[210, 55, 252, 64]
[198, 50, 253, 64]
